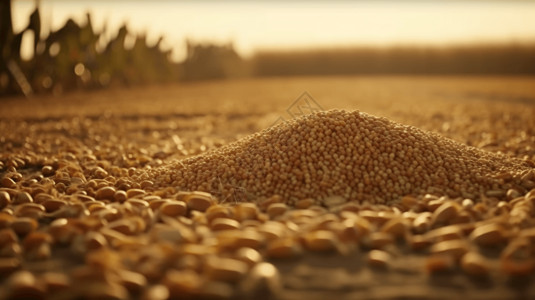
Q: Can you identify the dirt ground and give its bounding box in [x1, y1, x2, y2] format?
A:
[1, 76, 535, 299]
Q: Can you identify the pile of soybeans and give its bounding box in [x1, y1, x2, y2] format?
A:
[1, 108, 535, 300]
[144, 110, 533, 205]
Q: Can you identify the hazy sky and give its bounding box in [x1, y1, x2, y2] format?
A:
[12, 0, 535, 61]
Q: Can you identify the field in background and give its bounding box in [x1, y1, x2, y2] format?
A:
[252, 45, 535, 77]
[2, 75, 535, 170]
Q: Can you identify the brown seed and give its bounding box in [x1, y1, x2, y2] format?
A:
[362, 232, 394, 249]
[148, 199, 168, 210]
[107, 219, 138, 235]
[114, 190, 128, 202]
[425, 254, 455, 273]
[118, 270, 147, 294]
[295, 198, 314, 209]
[190, 210, 208, 225]
[368, 250, 391, 268]
[430, 240, 469, 259]
[234, 247, 262, 267]
[95, 186, 116, 200]
[42, 199, 66, 213]
[75, 194, 96, 203]
[92, 166, 109, 178]
[0, 213, 15, 229]
[450, 211, 473, 225]
[240, 262, 282, 298]
[0, 242, 22, 257]
[86, 231, 108, 250]
[266, 237, 303, 258]
[7, 270, 45, 299]
[14, 192, 33, 204]
[87, 202, 106, 214]
[137, 179, 152, 189]
[22, 232, 52, 251]
[217, 229, 264, 250]
[359, 210, 394, 226]
[141, 284, 169, 300]
[380, 218, 406, 238]
[303, 230, 339, 252]
[287, 209, 318, 224]
[126, 188, 146, 199]
[267, 203, 287, 219]
[427, 198, 446, 212]
[160, 201, 187, 217]
[158, 217, 196, 243]
[211, 218, 240, 231]
[14, 203, 44, 219]
[241, 219, 262, 228]
[33, 193, 53, 203]
[184, 191, 214, 212]
[461, 252, 490, 276]
[0, 191, 11, 209]
[48, 218, 77, 245]
[506, 189, 521, 200]
[352, 216, 372, 237]
[205, 256, 248, 282]
[257, 222, 286, 241]
[144, 195, 162, 202]
[412, 212, 432, 233]
[233, 203, 258, 221]
[41, 165, 54, 176]
[407, 234, 432, 251]
[432, 201, 460, 225]
[206, 205, 231, 222]
[1, 177, 16, 188]
[400, 196, 419, 209]
[11, 217, 38, 235]
[312, 213, 339, 230]
[259, 195, 283, 210]
[127, 198, 150, 209]
[462, 198, 474, 208]
[469, 223, 507, 246]
[332, 218, 360, 242]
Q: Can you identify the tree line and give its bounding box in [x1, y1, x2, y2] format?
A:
[251, 44, 535, 77]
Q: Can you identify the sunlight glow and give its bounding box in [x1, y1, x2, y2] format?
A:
[12, 0, 535, 62]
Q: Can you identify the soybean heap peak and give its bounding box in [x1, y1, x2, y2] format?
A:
[141, 110, 533, 206]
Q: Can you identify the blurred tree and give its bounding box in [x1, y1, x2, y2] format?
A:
[182, 40, 245, 81]
[1, 0, 33, 96]
[0, 0, 14, 94]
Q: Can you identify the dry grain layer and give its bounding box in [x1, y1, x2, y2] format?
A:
[140, 110, 533, 206]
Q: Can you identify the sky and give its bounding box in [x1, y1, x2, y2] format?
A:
[12, 0, 535, 62]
